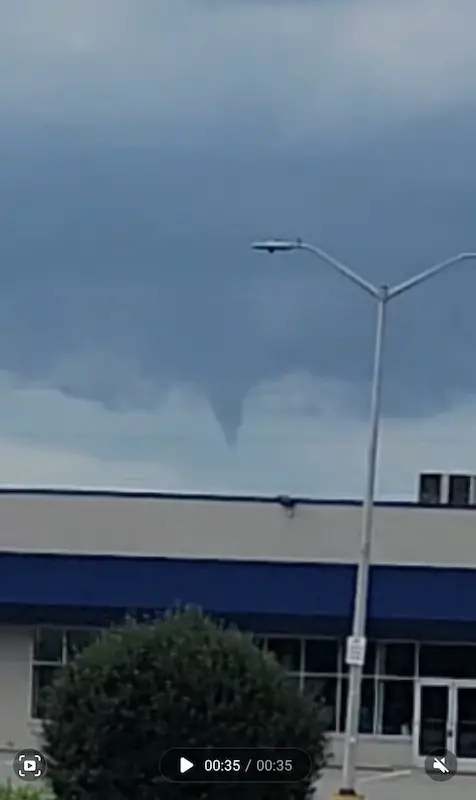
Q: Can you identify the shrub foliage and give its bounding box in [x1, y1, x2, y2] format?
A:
[0, 787, 48, 800]
[42, 607, 328, 799]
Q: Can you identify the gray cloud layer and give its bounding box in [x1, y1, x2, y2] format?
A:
[0, 0, 476, 488]
[2, 115, 476, 441]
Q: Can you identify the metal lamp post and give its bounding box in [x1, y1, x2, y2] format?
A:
[251, 239, 476, 797]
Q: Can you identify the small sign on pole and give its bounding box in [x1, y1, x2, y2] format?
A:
[345, 635, 366, 667]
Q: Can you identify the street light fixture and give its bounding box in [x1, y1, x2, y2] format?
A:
[252, 240, 298, 253]
[251, 238, 476, 797]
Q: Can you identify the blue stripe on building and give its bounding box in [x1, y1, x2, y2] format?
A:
[1, 551, 476, 640]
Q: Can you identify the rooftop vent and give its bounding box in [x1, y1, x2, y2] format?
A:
[418, 473, 476, 507]
[418, 473, 442, 505]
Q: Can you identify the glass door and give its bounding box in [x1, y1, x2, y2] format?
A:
[414, 681, 455, 766]
[455, 684, 476, 764]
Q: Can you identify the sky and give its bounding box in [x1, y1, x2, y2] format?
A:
[1, 0, 476, 498]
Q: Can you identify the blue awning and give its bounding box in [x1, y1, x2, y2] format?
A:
[0, 552, 475, 627]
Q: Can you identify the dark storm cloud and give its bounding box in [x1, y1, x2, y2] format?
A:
[1, 108, 476, 442]
[1, 0, 476, 441]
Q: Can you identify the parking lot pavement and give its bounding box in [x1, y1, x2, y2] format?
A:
[317, 768, 476, 799]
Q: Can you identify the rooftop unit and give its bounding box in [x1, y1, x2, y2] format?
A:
[418, 472, 476, 507]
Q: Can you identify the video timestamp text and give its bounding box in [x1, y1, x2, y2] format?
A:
[160, 748, 312, 783]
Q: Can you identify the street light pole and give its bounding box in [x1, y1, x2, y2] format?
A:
[340, 287, 387, 795]
[251, 239, 476, 797]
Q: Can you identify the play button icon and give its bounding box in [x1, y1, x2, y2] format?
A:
[160, 749, 199, 781]
[180, 757, 194, 774]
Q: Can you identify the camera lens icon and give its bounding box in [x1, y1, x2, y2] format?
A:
[13, 749, 47, 781]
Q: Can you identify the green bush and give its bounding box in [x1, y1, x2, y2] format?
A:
[0, 784, 50, 800]
[42, 607, 328, 800]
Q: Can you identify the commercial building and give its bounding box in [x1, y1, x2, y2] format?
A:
[1, 473, 476, 771]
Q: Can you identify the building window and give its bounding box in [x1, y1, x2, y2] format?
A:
[304, 676, 338, 730]
[382, 642, 416, 677]
[304, 639, 339, 674]
[419, 643, 476, 679]
[31, 665, 62, 720]
[259, 635, 416, 737]
[33, 628, 63, 663]
[265, 637, 302, 672]
[339, 678, 376, 734]
[377, 680, 414, 735]
[31, 627, 101, 719]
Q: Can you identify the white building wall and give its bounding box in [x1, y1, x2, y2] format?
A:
[329, 736, 413, 770]
[0, 626, 38, 782]
[0, 491, 474, 567]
